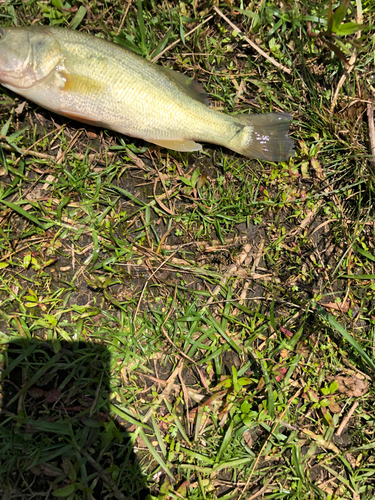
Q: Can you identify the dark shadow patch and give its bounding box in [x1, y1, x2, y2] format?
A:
[0, 339, 150, 500]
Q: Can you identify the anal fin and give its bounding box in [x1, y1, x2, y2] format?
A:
[150, 138, 202, 152]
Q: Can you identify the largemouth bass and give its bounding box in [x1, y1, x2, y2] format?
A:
[0, 25, 294, 161]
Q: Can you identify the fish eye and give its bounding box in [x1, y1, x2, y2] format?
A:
[0, 28, 4, 39]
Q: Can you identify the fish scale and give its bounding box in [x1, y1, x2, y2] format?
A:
[53, 28, 224, 140]
[0, 25, 295, 160]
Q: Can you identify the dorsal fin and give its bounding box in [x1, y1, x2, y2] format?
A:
[156, 65, 209, 106]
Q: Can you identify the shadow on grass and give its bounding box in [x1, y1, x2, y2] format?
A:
[0, 339, 150, 500]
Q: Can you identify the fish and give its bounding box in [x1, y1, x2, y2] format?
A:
[0, 25, 295, 161]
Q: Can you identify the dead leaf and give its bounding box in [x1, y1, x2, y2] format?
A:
[302, 389, 320, 403]
[29, 466, 42, 476]
[15, 101, 27, 114]
[39, 464, 61, 477]
[300, 161, 310, 178]
[320, 486, 336, 496]
[26, 186, 45, 201]
[274, 366, 288, 382]
[87, 130, 98, 139]
[177, 481, 189, 496]
[331, 375, 369, 398]
[328, 400, 341, 414]
[280, 348, 289, 359]
[280, 326, 294, 337]
[28, 387, 45, 398]
[243, 430, 253, 448]
[45, 389, 62, 403]
[321, 300, 350, 313]
[311, 157, 325, 180]
[321, 406, 334, 426]
[345, 452, 360, 468]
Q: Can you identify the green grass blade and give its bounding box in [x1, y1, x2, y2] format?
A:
[109, 403, 152, 430]
[70, 5, 87, 29]
[340, 274, 375, 279]
[204, 313, 242, 354]
[354, 246, 375, 262]
[315, 304, 375, 374]
[138, 427, 173, 479]
[0, 199, 48, 229]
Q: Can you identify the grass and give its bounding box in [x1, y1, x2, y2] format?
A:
[0, 0, 375, 499]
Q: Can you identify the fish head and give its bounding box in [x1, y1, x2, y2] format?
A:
[0, 26, 63, 89]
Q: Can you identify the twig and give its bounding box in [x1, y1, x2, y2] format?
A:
[13, 124, 65, 167]
[161, 324, 197, 365]
[342, 357, 372, 381]
[248, 473, 277, 500]
[251, 238, 264, 274]
[330, 52, 357, 113]
[153, 178, 175, 215]
[151, 15, 214, 63]
[117, 0, 132, 35]
[336, 401, 359, 436]
[55, 129, 82, 164]
[0, 142, 55, 160]
[213, 6, 291, 75]
[330, 2, 362, 112]
[134, 371, 170, 387]
[0, 239, 45, 262]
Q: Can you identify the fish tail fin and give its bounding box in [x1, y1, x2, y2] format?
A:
[227, 112, 295, 161]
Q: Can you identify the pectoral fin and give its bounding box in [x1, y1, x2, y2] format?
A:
[59, 72, 106, 95]
[150, 138, 202, 152]
[57, 72, 108, 127]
